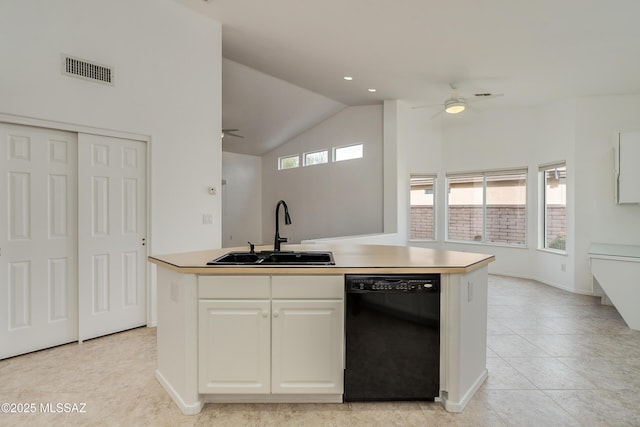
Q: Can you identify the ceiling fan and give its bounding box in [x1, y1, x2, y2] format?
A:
[221, 128, 244, 138]
[414, 83, 504, 117]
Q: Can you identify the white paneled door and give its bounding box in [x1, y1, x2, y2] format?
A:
[0, 124, 79, 359]
[78, 134, 147, 341]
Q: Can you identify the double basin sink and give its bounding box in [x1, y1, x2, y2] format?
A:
[207, 250, 335, 266]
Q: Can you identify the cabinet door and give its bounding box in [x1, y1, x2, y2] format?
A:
[271, 299, 344, 394]
[618, 132, 640, 204]
[199, 299, 270, 394]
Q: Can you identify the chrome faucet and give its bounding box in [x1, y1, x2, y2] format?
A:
[274, 200, 292, 251]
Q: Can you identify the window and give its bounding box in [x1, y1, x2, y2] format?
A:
[334, 143, 363, 162]
[409, 175, 436, 240]
[303, 150, 328, 166]
[278, 154, 299, 170]
[447, 169, 527, 245]
[540, 163, 566, 251]
[447, 175, 484, 242]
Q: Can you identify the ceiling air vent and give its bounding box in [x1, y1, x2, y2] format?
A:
[62, 55, 114, 85]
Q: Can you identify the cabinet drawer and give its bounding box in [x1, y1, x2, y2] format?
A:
[199, 276, 270, 299]
[272, 275, 343, 299]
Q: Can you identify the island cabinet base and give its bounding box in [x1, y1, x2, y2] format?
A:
[154, 259, 490, 415]
[439, 266, 489, 413]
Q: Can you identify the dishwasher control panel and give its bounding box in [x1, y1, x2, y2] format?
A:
[345, 274, 440, 293]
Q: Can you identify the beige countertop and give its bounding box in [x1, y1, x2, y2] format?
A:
[148, 243, 495, 275]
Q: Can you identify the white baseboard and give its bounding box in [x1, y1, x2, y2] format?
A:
[442, 369, 488, 413]
[155, 370, 203, 415]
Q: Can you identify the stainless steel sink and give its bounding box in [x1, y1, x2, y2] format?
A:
[207, 250, 335, 266]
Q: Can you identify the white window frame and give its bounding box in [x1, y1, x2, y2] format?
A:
[333, 143, 363, 162]
[445, 168, 528, 247]
[303, 149, 329, 167]
[409, 174, 437, 241]
[539, 162, 567, 253]
[278, 154, 300, 170]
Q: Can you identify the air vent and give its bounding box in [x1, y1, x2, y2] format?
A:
[62, 55, 113, 85]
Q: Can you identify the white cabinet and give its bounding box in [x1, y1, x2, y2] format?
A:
[616, 131, 640, 204]
[271, 299, 343, 393]
[198, 275, 344, 395]
[198, 299, 271, 394]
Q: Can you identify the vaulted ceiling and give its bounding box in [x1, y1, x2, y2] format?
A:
[176, 0, 640, 155]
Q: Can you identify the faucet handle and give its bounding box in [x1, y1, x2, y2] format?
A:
[248, 241, 255, 253]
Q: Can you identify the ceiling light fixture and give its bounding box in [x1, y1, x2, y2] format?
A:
[444, 99, 466, 114]
[368, 88, 376, 92]
[344, 76, 353, 81]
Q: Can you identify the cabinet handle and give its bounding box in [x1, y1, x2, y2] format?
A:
[262, 310, 269, 318]
[273, 310, 280, 318]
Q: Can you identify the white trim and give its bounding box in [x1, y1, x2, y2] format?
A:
[277, 154, 300, 170]
[442, 369, 488, 413]
[156, 370, 204, 415]
[446, 165, 528, 178]
[538, 160, 567, 172]
[302, 149, 329, 166]
[409, 173, 437, 241]
[0, 112, 148, 142]
[203, 394, 343, 404]
[445, 169, 528, 246]
[333, 142, 364, 162]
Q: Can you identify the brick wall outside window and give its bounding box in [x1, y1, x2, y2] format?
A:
[411, 205, 565, 246]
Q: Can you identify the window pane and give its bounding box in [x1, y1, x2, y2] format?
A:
[304, 150, 328, 166]
[544, 166, 566, 250]
[447, 176, 483, 241]
[410, 175, 435, 240]
[334, 143, 363, 162]
[486, 172, 526, 245]
[278, 155, 299, 170]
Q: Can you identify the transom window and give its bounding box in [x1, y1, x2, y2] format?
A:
[334, 143, 363, 162]
[303, 150, 328, 166]
[278, 154, 300, 170]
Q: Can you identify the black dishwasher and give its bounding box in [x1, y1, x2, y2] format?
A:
[344, 274, 440, 401]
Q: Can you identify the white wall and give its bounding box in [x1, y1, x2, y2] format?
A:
[261, 105, 383, 245]
[573, 95, 640, 293]
[0, 0, 222, 255]
[440, 107, 560, 281]
[221, 152, 262, 246]
[399, 95, 640, 295]
[0, 0, 222, 325]
[402, 102, 579, 291]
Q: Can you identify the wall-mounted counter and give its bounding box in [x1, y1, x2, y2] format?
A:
[148, 244, 494, 415]
[589, 243, 640, 330]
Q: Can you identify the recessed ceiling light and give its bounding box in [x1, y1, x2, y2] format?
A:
[368, 88, 376, 93]
[344, 76, 353, 81]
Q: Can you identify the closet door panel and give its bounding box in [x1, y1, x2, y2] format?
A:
[0, 123, 78, 359]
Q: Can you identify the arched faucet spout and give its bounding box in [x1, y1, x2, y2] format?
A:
[274, 200, 292, 251]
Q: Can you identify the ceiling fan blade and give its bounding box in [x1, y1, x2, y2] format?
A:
[412, 103, 443, 110]
[430, 109, 444, 120]
[466, 93, 504, 104]
[222, 128, 240, 132]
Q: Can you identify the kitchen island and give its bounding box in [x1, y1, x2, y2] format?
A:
[148, 244, 494, 415]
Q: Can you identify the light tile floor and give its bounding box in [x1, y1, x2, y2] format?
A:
[1, 275, 640, 426]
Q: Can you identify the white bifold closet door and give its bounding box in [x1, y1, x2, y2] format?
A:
[78, 133, 147, 341]
[0, 124, 79, 359]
